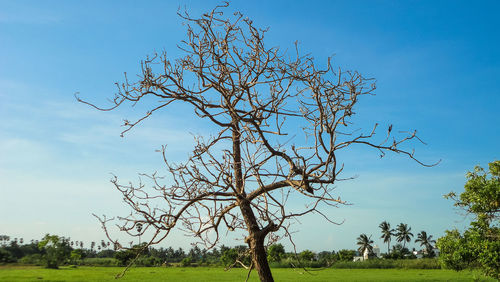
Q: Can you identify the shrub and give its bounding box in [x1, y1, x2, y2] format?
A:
[396, 258, 440, 269]
[136, 256, 162, 267]
[114, 249, 137, 266]
[180, 257, 192, 267]
[271, 257, 324, 269]
[0, 249, 16, 264]
[18, 254, 43, 265]
[81, 257, 119, 266]
[330, 258, 440, 269]
[38, 234, 72, 269]
[336, 249, 356, 261]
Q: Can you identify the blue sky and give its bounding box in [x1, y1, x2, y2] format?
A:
[1, 0, 499, 252]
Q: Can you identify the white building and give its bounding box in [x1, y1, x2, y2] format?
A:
[372, 245, 381, 258]
[353, 245, 381, 262]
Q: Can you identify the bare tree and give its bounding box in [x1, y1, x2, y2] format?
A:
[78, 3, 436, 281]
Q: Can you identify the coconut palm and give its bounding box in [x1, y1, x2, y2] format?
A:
[356, 234, 374, 256]
[0, 235, 9, 247]
[415, 231, 436, 253]
[136, 222, 143, 244]
[395, 223, 413, 248]
[379, 221, 394, 254]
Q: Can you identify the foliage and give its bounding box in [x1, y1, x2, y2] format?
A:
[219, 245, 251, 268]
[267, 244, 285, 262]
[336, 249, 356, 261]
[316, 251, 336, 266]
[395, 223, 414, 248]
[18, 254, 43, 265]
[96, 250, 115, 259]
[0, 235, 10, 247]
[38, 234, 72, 269]
[114, 249, 137, 266]
[70, 249, 84, 265]
[331, 258, 439, 269]
[437, 229, 470, 271]
[180, 257, 193, 267]
[439, 161, 500, 279]
[220, 248, 238, 267]
[415, 231, 436, 258]
[135, 256, 162, 267]
[383, 244, 413, 260]
[0, 232, 445, 271]
[80, 257, 119, 266]
[0, 248, 16, 264]
[298, 250, 316, 262]
[445, 161, 500, 221]
[356, 234, 374, 255]
[379, 221, 395, 254]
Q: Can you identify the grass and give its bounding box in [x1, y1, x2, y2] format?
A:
[0, 265, 495, 281]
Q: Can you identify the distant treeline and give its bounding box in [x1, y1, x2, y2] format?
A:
[0, 234, 437, 269]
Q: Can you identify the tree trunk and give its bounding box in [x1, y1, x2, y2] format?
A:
[232, 125, 274, 282]
[248, 233, 274, 282]
[238, 197, 274, 281]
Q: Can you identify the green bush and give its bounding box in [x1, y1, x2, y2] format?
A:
[330, 258, 440, 269]
[268, 261, 293, 268]
[38, 234, 72, 269]
[0, 249, 16, 264]
[136, 256, 162, 267]
[81, 257, 119, 266]
[180, 257, 192, 267]
[270, 257, 324, 269]
[114, 249, 137, 266]
[18, 254, 42, 265]
[396, 258, 440, 269]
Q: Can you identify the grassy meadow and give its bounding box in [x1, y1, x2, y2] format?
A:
[0, 266, 495, 281]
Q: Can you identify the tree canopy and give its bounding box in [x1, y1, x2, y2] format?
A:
[438, 160, 499, 279]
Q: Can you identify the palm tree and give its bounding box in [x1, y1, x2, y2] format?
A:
[379, 221, 394, 254]
[356, 234, 374, 256]
[415, 231, 436, 254]
[136, 222, 143, 244]
[396, 223, 413, 248]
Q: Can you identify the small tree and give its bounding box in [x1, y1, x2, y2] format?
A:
[220, 248, 238, 267]
[298, 250, 315, 262]
[115, 249, 137, 266]
[38, 234, 72, 269]
[415, 231, 435, 257]
[0, 235, 10, 247]
[438, 161, 499, 279]
[267, 244, 285, 262]
[356, 234, 374, 257]
[379, 221, 394, 254]
[70, 249, 84, 265]
[337, 249, 356, 261]
[80, 3, 435, 281]
[384, 243, 412, 259]
[395, 223, 413, 249]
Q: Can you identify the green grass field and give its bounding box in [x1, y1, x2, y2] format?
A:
[0, 266, 494, 281]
